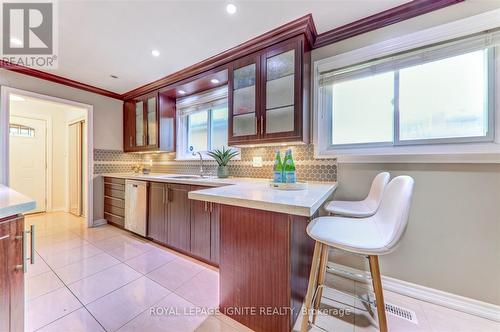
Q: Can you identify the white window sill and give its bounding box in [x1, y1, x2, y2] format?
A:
[175, 151, 242, 162]
[314, 142, 500, 163]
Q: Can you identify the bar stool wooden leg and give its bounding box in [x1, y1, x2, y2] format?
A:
[312, 245, 329, 324]
[368, 255, 388, 332]
[300, 241, 323, 332]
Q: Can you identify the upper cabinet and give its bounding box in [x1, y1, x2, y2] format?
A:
[228, 36, 309, 145]
[123, 92, 175, 152]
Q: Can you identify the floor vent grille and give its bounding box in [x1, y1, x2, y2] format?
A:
[385, 302, 418, 324]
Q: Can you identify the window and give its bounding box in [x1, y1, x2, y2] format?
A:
[9, 124, 35, 137]
[316, 29, 499, 159]
[176, 86, 230, 159]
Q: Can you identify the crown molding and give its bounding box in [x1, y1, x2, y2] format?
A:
[313, 0, 464, 49]
[0, 60, 123, 100]
[121, 14, 317, 100]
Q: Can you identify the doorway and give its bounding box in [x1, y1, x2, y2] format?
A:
[68, 120, 84, 216]
[9, 116, 47, 213]
[0, 86, 94, 226]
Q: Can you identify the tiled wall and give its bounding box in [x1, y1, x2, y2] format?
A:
[93, 145, 337, 182]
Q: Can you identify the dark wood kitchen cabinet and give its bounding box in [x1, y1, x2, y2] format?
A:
[147, 183, 220, 265]
[167, 184, 191, 252]
[123, 91, 175, 152]
[0, 214, 25, 332]
[228, 35, 310, 145]
[148, 182, 168, 243]
[190, 186, 220, 264]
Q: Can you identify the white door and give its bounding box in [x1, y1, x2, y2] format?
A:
[9, 116, 47, 213]
[68, 121, 83, 216]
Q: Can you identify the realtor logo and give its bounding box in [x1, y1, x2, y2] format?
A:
[1, 1, 58, 68]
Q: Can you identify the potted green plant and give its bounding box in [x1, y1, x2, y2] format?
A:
[207, 147, 238, 178]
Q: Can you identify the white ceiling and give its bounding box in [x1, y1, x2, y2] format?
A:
[50, 0, 409, 94]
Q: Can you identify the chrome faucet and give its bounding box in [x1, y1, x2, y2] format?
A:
[192, 151, 205, 178]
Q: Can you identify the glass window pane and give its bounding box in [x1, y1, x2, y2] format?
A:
[399, 50, 488, 141]
[267, 50, 294, 81]
[211, 106, 228, 150]
[147, 97, 157, 145]
[331, 72, 394, 145]
[233, 86, 255, 115]
[234, 64, 256, 90]
[266, 106, 294, 134]
[233, 113, 256, 137]
[266, 74, 294, 110]
[135, 101, 144, 146]
[188, 110, 208, 152]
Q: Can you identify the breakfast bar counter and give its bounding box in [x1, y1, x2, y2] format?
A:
[189, 179, 337, 332]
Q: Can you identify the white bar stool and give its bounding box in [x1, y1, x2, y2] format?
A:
[324, 172, 390, 217]
[301, 176, 414, 332]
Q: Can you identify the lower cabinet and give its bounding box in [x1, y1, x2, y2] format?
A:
[167, 184, 191, 252]
[0, 214, 25, 332]
[147, 182, 220, 265]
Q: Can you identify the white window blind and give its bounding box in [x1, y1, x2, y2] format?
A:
[319, 30, 500, 86]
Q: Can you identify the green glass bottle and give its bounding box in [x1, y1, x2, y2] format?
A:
[273, 149, 283, 183]
[284, 149, 296, 183]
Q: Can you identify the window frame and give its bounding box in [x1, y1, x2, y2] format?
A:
[325, 47, 495, 150]
[313, 18, 500, 163]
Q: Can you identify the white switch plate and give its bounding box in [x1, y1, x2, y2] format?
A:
[252, 156, 263, 167]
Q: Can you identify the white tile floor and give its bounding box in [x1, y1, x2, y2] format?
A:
[25, 212, 500, 332]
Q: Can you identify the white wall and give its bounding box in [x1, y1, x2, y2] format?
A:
[1, 69, 123, 221]
[312, 2, 500, 306]
[0, 69, 123, 150]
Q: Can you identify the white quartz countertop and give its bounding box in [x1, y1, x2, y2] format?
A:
[0, 185, 36, 219]
[101, 173, 337, 217]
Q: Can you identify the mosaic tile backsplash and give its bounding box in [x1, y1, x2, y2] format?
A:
[94, 145, 337, 182]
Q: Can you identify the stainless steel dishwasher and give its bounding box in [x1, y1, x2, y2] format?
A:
[124, 180, 147, 236]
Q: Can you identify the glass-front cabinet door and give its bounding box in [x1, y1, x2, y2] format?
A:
[262, 40, 301, 140]
[135, 100, 145, 147]
[228, 53, 261, 144]
[146, 95, 157, 146]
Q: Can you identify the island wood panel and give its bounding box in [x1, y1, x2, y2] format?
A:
[219, 205, 314, 332]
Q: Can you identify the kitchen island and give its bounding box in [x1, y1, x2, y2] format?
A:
[189, 180, 337, 332]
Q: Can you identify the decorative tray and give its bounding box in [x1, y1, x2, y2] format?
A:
[269, 181, 308, 190]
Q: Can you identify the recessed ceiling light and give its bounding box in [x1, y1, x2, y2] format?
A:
[151, 49, 160, 57]
[10, 95, 25, 102]
[210, 78, 220, 84]
[178, 90, 186, 95]
[226, 3, 237, 14]
[10, 38, 22, 46]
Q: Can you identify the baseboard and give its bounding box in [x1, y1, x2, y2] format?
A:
[92, 218, 107, 227]
[328, 262, 500, 323]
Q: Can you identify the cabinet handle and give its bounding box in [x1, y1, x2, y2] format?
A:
[129, 136, 132, 146]
[162, 188, 165, 204]
[209, 202, 213, 213]
[255, 117, 258, 134]
[165, 188, 169, 204]
[0, 234, 9, 240]
[30, 225, 35, 265]
[260, 116, 264, 134]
